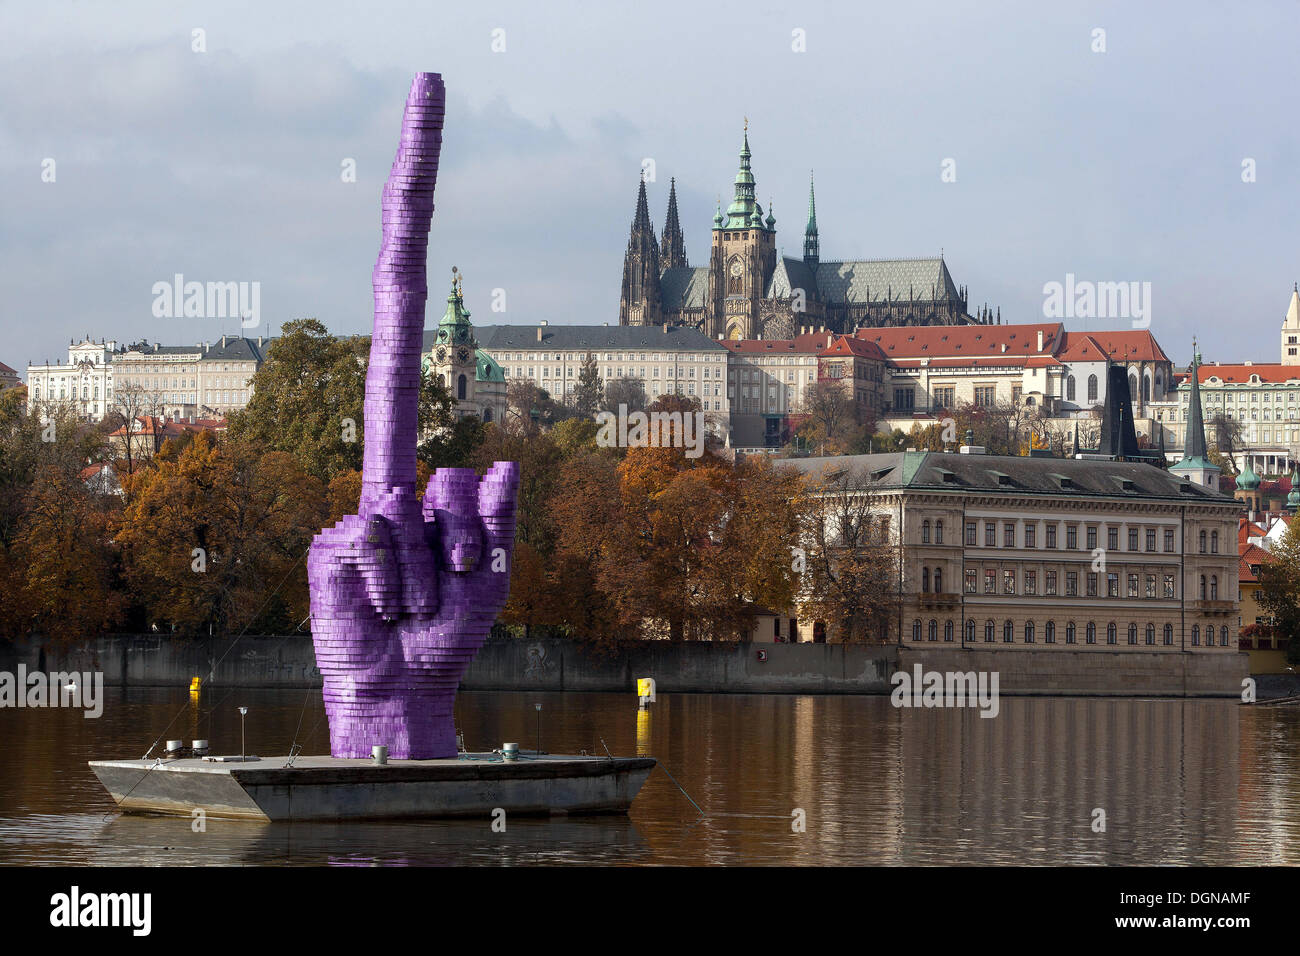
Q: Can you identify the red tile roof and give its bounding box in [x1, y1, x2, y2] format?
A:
[819, 336, 888, 360]
[1239, 543, 1272, 583]
[721, 332, 835, 354]
[1059, 330, 1168, 363]
[853, 323, 1065, 361]
[1188, 363, 1300, 385]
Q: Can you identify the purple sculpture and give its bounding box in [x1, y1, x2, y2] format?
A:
[307, 72, 520, 760]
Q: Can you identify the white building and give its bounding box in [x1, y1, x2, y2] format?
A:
[26, 337, 120, 421]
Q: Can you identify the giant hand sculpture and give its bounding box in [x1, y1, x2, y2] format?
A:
[307, 72, 520, 760]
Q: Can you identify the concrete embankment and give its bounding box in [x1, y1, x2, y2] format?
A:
[0, 634, 1251, 697]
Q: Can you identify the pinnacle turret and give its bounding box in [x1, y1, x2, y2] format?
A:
[660, 177, 688, 269]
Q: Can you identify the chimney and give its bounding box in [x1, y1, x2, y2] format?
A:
[1037, 330, 1044, 351]
[221, 335, 227, 348]
[662, 324, 668, 334]
[537, 327, 543, 342]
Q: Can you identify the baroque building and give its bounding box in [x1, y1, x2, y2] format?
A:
[423, 273, 507, 425]
[619, 126, 985, 341]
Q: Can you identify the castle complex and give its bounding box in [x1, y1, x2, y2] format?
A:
[619, 126, 986, 341]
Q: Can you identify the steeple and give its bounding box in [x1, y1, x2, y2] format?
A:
[434, 268, 477, 350]
[1170, 339, 1221, 490]
[803, 172, 819, 270]
[660, 177, 688, 269]
[619, 174, 663, 326]
[1283, 283, 1300, 365]
[724, 120, 763, 228]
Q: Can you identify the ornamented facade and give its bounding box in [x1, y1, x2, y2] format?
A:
[619, 127, 985, 341]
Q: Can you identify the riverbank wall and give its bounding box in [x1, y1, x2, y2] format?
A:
[0, 634, 1251, 697]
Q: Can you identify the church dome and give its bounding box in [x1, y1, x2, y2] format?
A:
[475, 349, 505, 383]
[1236, 462, 1260, 490]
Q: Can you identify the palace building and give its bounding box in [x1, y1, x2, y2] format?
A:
[788, 350, 1242, 653]
[619, 127, 987, 341]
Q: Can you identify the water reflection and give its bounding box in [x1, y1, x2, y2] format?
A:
[1, 687, 1297, 865]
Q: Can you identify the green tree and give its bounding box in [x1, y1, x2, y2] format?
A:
[1258, 519, 1300, 665]
[572, 351, 604, 418]
[226, 319, 368, 483]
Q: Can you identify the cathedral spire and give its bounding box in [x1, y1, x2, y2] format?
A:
[660, 177, 687, 269]
[725, 121, 759, 227]
[619, 174, 662, 326]
[803, 172, 819, 270]
[632, 173, 654, 235]
[1170, 338, 1221, 489]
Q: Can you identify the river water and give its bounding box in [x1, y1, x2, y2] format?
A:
[1, 688, 1298, 866]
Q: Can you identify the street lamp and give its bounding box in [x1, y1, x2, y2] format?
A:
[238, 706, 248, 763]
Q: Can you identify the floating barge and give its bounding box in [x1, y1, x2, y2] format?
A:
[89, 754, 657, 822]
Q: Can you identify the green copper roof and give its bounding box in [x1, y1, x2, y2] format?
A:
[722, 126, 773, 231]
[1236, 461, 1260, 490]
[435, 278, 477, 349]
[475, 348, 504, 383]
[805, 173, 818, 236]
[1176, 341, 1218, 473]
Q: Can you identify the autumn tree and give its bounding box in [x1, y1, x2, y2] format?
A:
[604, 376, 647, 415]
[117, 432, 327, 634]
[105, 383, 166, 476]
[1258, 519, 1300, 665]
[799, 466, 899, 643]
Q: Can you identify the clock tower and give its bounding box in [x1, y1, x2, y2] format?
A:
[425, 269, 506, 424]
[706, 123, 777, 340]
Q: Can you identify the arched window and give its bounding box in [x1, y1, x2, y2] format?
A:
[944, 620, 954, 642]
[1199, 530, 1207, 553]
[1146, 623, 1155, 645]
[1142, 375, 1151, 402]
[483, 407, 493, 423]
[985, 620, 995, 643]
[1210, 575, 1218, 600]
[1191, 625, 1200, 646]
[1107, 622, 1117, 644]
[1087, 374, 1098, 402]
[1128, 372, 1138, 398]
[1045, 621, 1056, 643]
[1164, 623, 1174, 645]
[1127, 623, 1137, 645]
[457, 373, 468, 400]
[912, 620, 922, 641]
[928, 619, 938, 642]
[966, 619, 976, 642]
[935, 520, 944, 544]
[1067, 375, 1076, 401]
[933, 567, 943, 594]
[921, 567, 930, 593]
[1003, 620, 1014, 643]
[922, 520, 931, 544]
[1211, 531, 1219, 554]
[1087, 622, 1097, 644]
[1199, 575, 1207, 599]
[1221, 625, 1229, 646]
[1024, 621, 1035, 643]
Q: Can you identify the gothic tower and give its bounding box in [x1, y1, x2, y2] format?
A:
[803, 172, 819, 271]
[707, 124, 777, 340]
[1283, 283, 1300, 365]
[619, 175, 663, 326]
[1170, 340, 1221, 491]
[660, 177, 688, 269]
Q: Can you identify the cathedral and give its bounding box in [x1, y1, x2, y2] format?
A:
[619, 126, 992, 340]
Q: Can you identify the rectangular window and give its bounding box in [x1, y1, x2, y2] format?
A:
[985, 523, 996, 547]
[974, 386, 996, 407]
[1046, 525, 1057, 549]
[964, 570, 977, 594]
[1003, 570, 1016, 594]
[984, 569, 996, 594]
[1128, 528, 1139, 551]
[1146, 529, 1156, 552]
[1004, 523, 1016, 548]
[1045, 571, 1057, 596]
[1145, 574, 1156, 598]
[1066, 525, 1078, 550]
[1066, 571, 1078, 596]
[1108, 528, 1119, 551]
[1087, 527, 1098, 550]
[966, 522, 977, 546]
[1127, 573, 1139, 598]
[1163, 574, 1175, 599]
[1164, 530, 1175, 552]
[1024, 525, 1036, 548]
[1107, 573, 1119, 597]
[1025, 570, 1037, 595]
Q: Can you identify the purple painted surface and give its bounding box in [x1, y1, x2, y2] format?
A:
[307, 73, 520, 759]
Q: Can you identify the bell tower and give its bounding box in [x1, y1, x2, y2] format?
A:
[707, 121, 776, 340]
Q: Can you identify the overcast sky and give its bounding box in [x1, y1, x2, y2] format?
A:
[2, 1, 1297, 374]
